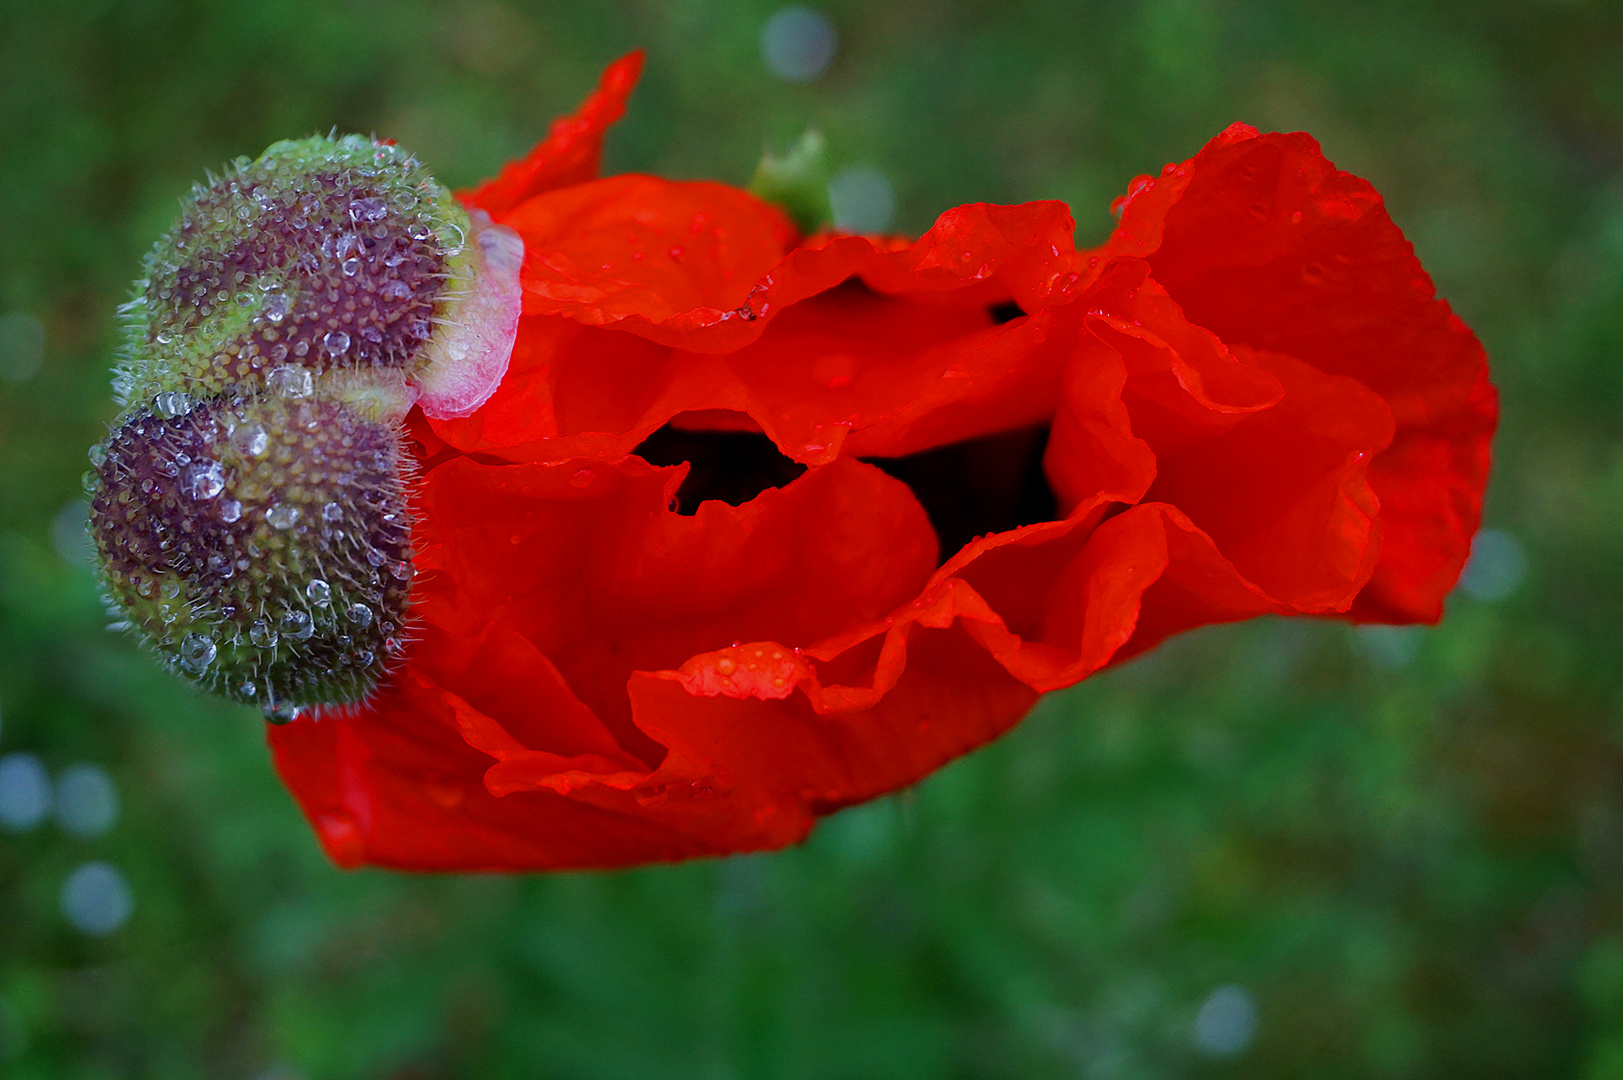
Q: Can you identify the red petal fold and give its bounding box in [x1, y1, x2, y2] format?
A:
[265, 58, 1495, 871]
[1098, 126, 1497, 620]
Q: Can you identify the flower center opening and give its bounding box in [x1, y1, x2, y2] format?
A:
[633, 421, 809, 514]
[864, 424, 1057, 564]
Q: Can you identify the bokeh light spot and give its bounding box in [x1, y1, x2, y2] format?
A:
[829, 165, 896, 233]
[0, 752, 51, 831]
[1458, 528, 1526, 602]
[1193, 984, 1257, 1056]
[55, 763, 119, 838]
[60, 861, 134, 936]
[761, 6, 838, 83]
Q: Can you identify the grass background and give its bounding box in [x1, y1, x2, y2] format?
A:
[2, 0, 1622, 1076]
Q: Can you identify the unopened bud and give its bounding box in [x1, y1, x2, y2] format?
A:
[89, 135, 524, 717]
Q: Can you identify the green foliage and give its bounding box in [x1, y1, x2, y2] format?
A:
[1, 0, 1620, 1077]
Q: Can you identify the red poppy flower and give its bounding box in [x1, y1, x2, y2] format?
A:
[266, 53, 1496, 871]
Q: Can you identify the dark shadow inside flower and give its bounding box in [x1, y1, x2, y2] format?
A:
[987, 300, 1026, 325]
[865, 425, 1056, 564]
[634, 422, 809, 514]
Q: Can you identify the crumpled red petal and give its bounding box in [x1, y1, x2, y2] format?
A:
[427, 198, 1079, 467]
[266, 63, 1495, 871]
[1099, 124, 1497, 622]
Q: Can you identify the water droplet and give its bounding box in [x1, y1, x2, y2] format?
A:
[307, 579, 331, 606]
[218, 497, 243, 523]
[365, 547, 387, 568]
[266, 504, 300, 530]
[153, 391, 194, 419]
[322, 329, 351, 355]
[279, 609, 314, 641]
[232, 421, 270, 458]
[348, 197, 388, 224]
[87, 443, 107, 467]
[206, 552, 234, 577]
[263, 702, 300, 724]
[266, 364, 313, 398]
[379, 279, 412, 302]
[159, 579, 181, 600]
[387, 559, 411, 581]
[345, 602, 374, 628]
[182, 460, 225, 500]
[249, 620, 278, 648]
[341, 257, 361, 277]
[321, 501, 344, 522]
[354, 648, 375, 667]
[441, 221, 466, 256]
[263, 292, 289, 324]
[178, 633, 217, 672]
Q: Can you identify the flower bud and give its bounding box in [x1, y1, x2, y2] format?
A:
[90, 393, 412, 716]
[89, 135, 524, 718]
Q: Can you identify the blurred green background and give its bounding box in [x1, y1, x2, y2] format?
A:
[0, 0, 1619, 1076]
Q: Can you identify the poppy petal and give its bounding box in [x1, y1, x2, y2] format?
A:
[460, 50, 646, 217]
[1100, 126, 1496, 620]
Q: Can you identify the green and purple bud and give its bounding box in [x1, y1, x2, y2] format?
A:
[88, 135, 523, 719]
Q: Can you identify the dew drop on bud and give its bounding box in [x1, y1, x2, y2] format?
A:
[218, 497, 243, 523]
[206, 552, 233, 577]
[341, 257, 361, 277]
[153, 391, 194, 419]
[321, 501, 343, 523]
[345, 602, 374, 628]
[266, 504, 300, 530]
[232, 421, 269, 459]
[263, 292, 289, 324]
[387, 560, 411, 581]
[263, 701, 300, 724]
[306, 579, 331, 605]
[249, 620, 278, 648]
[266, 364, 313, 399]
[322, 330, 351, 356]
[88, 444, 108, 468]
[348, 197, 388, 224]
[182, 460, 225, 500]
[279, 609, 314, 641]
[178, 633, 217, 672]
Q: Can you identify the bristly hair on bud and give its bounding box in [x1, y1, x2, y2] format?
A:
[88, 134, 524, 720]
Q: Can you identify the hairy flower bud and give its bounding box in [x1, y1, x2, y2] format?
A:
[89, 135, 523, 718]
